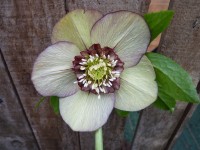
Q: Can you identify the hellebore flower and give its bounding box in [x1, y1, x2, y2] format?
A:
[31, 9, 158, 131]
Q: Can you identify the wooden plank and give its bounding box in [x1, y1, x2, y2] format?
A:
[172, 104, 200, 150]
[132, 0, 200, 149]
[0, 0, 80, 149]
[168, 85, 200, 149]
[67, 0, 151, 14]
[0, 50, 38, 150]
[65, 0, 151, 149]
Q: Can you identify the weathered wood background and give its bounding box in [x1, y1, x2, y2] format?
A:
[0, 0, 199, 150]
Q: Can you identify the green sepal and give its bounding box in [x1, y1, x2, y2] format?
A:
[115, 109, 129, 117]
[144, 10, 174, 41]
[147, 52, 200, 103]
[50, 96, 59, 115]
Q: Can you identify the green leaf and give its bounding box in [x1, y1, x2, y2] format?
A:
[153, 97, 169, 111]
[158, 89, 176, 112]
[144, 10, 174, 41]
[50, 96, 59, 114]
[153, 89, 176, 112]
[146, 52, 200, 103]
[115, 109, 129, 117]
[35, 97, 45, 109]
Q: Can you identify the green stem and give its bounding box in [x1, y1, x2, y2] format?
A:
[95, 128, 103, 150]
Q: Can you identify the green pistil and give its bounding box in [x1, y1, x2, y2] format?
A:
[86, 58, 112, 83]
[88, 66, 106, 80]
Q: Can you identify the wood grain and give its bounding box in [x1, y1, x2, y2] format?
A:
[172, 103, 200, 150]
[172, 83, 200, 149]
[66, 0, 151, 15]
[0, 0, 80, 149]
[65, 0, 151, 149]
[4, 0, 198, 149]
[0, 50, 38, 150]
[132, 0, 200, 149]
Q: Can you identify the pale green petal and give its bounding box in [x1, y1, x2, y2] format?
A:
[59, 91, 115, 131]
[31, 42, 79, 97]
[52, 9, 102, 50]
[115, 56, 158, 111]
[91, 11, 150, 68]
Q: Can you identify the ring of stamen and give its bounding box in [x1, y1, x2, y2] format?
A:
[73, 44, 124, 98]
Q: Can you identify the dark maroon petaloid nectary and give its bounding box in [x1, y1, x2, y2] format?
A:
[73, 44, 124, 96]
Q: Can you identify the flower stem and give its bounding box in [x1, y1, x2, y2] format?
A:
[95, 128, 103, 150]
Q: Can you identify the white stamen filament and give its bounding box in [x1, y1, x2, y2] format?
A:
[106, 83, 111, 87]
[89, 55, 94, 59]
[78, 74, 86, 79]
[79, 62, 87, 65]
[99, 87, 106, 93]
[108, 81, 112, 86]
[95, 88, 100, 94]
[109, 77, 116, 81]
[110, 74, 114, 78]
[75, 52, 123, 94]
[114, 74, 120, 77]
[99, 87, 104, 92]
[111, 60, 118, 67]
[84, 82, 88, 87]
[92, 83, 98, 89]
[79, 79, 84, 82]
[83, 79, 87, 84]
[99, 82, 102, 86]
[81, 59, 87, 62]
[105, 75, 108, 79]
[80, 66, 85, 70]
[88, 58, 94, 62]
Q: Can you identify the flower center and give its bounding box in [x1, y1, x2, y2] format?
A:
[88, 60, 107, 80]
[73, 44, 124, 98]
